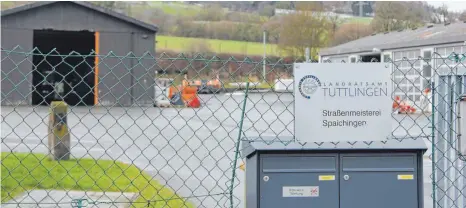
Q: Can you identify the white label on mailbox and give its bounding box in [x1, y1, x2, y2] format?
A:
[282, 186, 319, 197]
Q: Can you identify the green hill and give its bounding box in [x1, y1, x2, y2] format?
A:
[156, 35, 283, 56]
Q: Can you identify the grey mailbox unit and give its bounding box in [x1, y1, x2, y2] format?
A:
[242, 137, 427, 208]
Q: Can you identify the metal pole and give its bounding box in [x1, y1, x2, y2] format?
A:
[431, 80, 436, 208]
[263, 30, 266, 83]
[435, 75, 446, 208]
[77, 199, 82, 208]
[305, 47, 310, 63]
[359, 1, 363, 17]
[229, 82, 250, 208]
[460, 81, 466, 208]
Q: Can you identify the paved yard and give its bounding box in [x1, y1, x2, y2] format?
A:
[2, 92, 435, 208]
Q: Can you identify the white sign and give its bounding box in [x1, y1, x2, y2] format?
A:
[294, 63, 392, 143]
[282, 186, 319, 197]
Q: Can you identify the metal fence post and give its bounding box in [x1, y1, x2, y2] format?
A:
[431, 80, 436, 208]
[436, 74, 450, 208]
[460, 76, 466, 208]
[305, 47, 310, 63]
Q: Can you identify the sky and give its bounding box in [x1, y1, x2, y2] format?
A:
[425, 1, 466, 12]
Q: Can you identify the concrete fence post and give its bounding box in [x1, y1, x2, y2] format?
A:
[305, 47, 310, 63]
[48, 101, 70, 160]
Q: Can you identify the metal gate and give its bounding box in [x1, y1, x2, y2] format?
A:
[432, 69, 466, 208]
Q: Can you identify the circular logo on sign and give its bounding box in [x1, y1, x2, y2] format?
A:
[298, 75, 321, 99]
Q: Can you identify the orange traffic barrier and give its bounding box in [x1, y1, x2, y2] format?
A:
[165, 77, 201, 108]
[187, 96, 201, 108]
[182, 86, 198, 94]
[182, 93, 194, 102]
[182, 93, 200, 108]
[398, 105, 417, 114]
[208, 79, 221, 88]
[392, 96, 401, 109]
[168, 86, 179, 99]
[393, 95, 418, 114]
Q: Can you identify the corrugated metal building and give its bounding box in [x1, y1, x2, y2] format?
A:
[319, 22, 466, 105]
[1, 1, 158, 107]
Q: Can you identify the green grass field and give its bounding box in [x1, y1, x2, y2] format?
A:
[343, 16, 373, 25]
[141, 2, 372, 56]
[1, 152, 193, 208]
[157, 35, 283, 57]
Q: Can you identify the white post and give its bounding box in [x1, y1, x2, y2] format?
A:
[305, 47, 310, 63]
[359, 1, 363, 17]
[263, 30, 266, 83]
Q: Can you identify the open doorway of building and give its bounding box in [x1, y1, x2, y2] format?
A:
[360, 54, 381, 62]
[32, 29, 95, 106]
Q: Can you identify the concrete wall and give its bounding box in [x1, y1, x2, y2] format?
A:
[1, 1, 156, 106]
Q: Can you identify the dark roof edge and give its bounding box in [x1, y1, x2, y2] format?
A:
[320, 50, 372, 57]
[320, 34, 465, 57]
[1, 1, 158, 33]
[241, 137, 427, 158]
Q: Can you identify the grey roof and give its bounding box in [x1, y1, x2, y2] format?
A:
[1, 1, 158, 32]
[320, 22, 466, 56]
[241, 136, 427, 158]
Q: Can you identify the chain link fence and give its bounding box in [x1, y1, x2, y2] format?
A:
[1, 46, 466, 208]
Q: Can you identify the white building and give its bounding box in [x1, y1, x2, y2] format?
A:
[319, 22, 466, 106]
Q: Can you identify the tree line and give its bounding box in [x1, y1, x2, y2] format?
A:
[2, 1, 465, 59]
[125, 1, 465, 58]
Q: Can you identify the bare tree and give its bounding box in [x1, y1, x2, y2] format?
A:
[277, 2, 331, 59]
[460, 11, 466, 21]
[331, 23, 373, 46]
[431, 3, 458, 23]
[401, 2, 426, 28]
[439, 3, 449, 23]
[196, 4, 226, 21]
[371, 2, 404, 32]
[372, 1, 424, 32]
[328, 15, 343, 41]
[262, 16, 283, 44]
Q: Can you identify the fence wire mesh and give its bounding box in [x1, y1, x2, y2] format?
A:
[1, 46, 466, 208]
